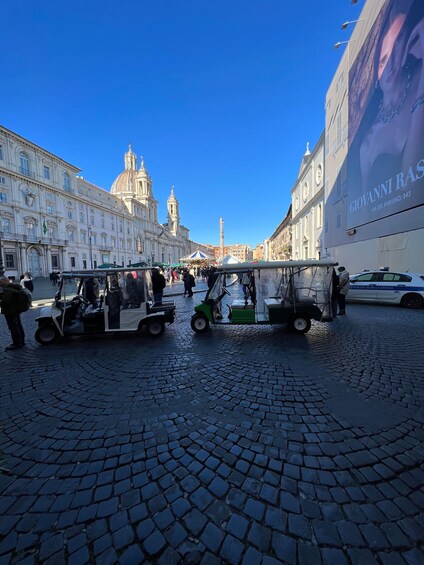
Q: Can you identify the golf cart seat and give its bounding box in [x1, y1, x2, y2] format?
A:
[294, 290, 316, 305]
[264, 298, 288, 322]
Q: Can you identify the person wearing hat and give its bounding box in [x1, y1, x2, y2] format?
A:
[337, 266, 350, 316]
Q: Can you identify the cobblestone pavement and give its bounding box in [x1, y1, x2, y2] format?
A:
[0, 287, 423, 564]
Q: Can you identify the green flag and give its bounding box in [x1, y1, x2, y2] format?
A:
[43, 220, 48, 235]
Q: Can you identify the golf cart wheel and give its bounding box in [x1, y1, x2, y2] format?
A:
[146, 319, 165, 337]
[191, 314, 209, 333]
[35, 325, 58, 345]
[288, 315, 311, 334]
[400, 293, 423, 309]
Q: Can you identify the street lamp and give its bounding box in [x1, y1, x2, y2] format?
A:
[334, 40, 351, 49]
[341, 18, 365, 30]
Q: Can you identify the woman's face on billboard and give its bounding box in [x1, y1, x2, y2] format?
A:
[378, 13, 407, 93]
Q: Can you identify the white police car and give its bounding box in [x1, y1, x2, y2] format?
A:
[348, 269, 424, 309]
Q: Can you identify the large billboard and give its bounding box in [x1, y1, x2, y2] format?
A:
[347, 0, 424, 229]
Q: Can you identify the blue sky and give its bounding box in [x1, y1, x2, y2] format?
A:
[2, 0, 362, 248]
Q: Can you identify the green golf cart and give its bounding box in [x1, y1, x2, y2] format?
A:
[190, 260, 337, 334]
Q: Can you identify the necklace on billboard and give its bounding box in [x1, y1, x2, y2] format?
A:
[377, 69, 412, 124]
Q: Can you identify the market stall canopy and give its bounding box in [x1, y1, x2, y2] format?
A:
[181, 250, 212, 262]
[219, 255, 241, 265]
[98, 263, 121, 269]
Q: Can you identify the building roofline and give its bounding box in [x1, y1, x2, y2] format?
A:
[0, 124, 81, 173]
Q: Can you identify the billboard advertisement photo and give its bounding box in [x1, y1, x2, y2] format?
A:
[347, 0, 424, 229]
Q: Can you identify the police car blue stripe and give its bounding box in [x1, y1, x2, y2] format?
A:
[350, 285, 424, 292]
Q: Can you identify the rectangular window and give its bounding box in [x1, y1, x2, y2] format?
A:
[1, 218, 11, 232]
[67, 210, 73, 219]
[43, 166, 50, 180]
[79, 212, 84, 223]
[81, 231, 86, 243]
[70, 257, 76, 268]
[51, 255, 59, 269]
[47, 205, 53, 214]
[5, 253, 15, 268]
[0, 192, 7, 203]
[68, 230, 74, 242]
[336, 214, 341, 228]
[64, 174, 71, 192]
[83, 260, 87, 269]
[0, 176, 5, 185]
[0, 145, 3, 160]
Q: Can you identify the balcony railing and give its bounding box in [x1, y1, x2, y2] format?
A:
[0, 232, 68, 246]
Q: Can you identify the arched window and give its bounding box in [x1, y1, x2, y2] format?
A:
[63, 172, 71, 192]
[317, 203, 322, 228]
[20, 153, 30, 176]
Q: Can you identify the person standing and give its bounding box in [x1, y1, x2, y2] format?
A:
[183, 269, 196, 298]
[107, 276, 122, 329]
[337, 266, 350, 316]
[0, 276, 26, 350]
[331, 268, 340, 317]
[20, 272, 34, 294]
[83, 277, 98, 306]
[151, 268, 166, 304]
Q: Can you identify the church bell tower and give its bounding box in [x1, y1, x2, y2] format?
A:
[167, 186, 180, 236]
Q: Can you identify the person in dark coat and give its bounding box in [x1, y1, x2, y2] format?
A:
[106, 276, 122, 329]
[0, 276, 26, 350]
[151, 268, 166, 304]
[331, 268, 340, 317]
[83, 277, 97, 306]
[183, 270, 196, 298]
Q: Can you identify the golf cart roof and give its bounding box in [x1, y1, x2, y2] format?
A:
[215, 260, 338, 273]
[60, 267, 152, 279]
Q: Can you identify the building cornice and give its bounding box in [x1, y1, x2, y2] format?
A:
[0, 125, 80, 173]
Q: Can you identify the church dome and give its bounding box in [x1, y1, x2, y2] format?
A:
[111, 168, 137, 195]
[110, 145, 138, 195]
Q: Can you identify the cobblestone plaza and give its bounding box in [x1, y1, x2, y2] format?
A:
[1, 284, 423, 564]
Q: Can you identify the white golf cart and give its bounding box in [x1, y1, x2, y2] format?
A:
[35, 267, 175, 345]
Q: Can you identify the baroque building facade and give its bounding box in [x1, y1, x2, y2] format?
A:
[0, 126, 197, 279]
[268, 204, 292, 260]
[291, 135, 325, 260]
